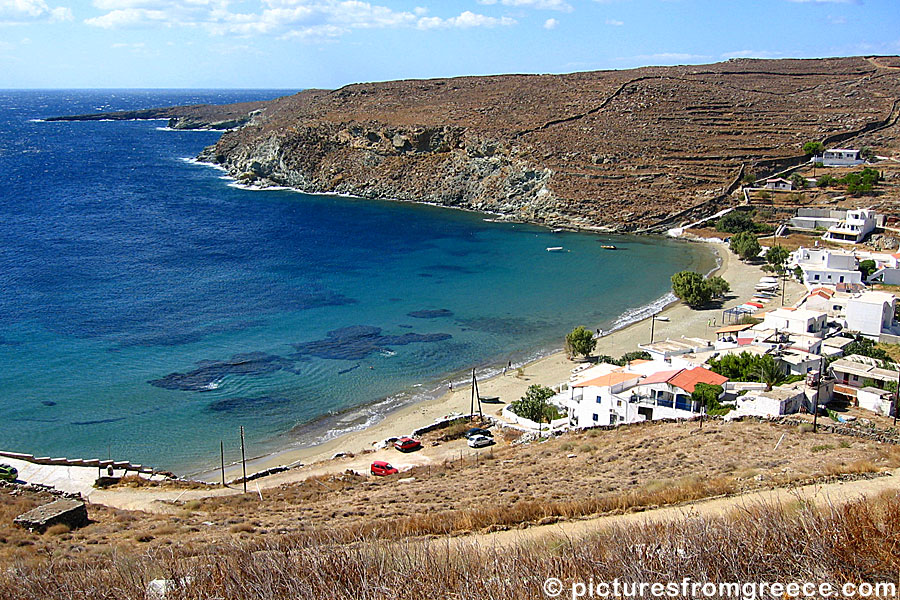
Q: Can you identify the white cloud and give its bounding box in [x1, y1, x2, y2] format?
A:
[826, 14, 846, 24]
[0, 0, 72, 25]
[85, 0, 514, 38]
[417, 10, 515, 29]
[478, 0, 572, 11]
[720, 49, 786, 59]
[604, 18, 622, 25]
[542, 17, 557, 29]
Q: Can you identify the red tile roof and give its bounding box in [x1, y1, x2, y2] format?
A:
[639, 369, 683, 386]
[669, 367, 728, 393]
[640, 367, 728, 393]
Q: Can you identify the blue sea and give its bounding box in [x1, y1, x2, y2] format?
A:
[0, 90, 714, 474]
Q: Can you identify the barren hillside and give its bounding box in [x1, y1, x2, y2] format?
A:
[195, 56, 900, 230]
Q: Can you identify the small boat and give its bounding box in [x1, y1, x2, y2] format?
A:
[655, 316, 670, 322]
[546, 246, 564, 252]
[600, 245, 617, 250]
[759, 277, 779, 284]
[478, 396, 502, 404]
[551, 228, 565, 233]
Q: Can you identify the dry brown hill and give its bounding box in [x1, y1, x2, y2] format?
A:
[196, 56, 900, 230]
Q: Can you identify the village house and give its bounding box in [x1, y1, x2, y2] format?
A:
[764, 177, 793, 191]
[845, 291, 897, 339]
[565, 363, 728, 428]
[791, 247, 862, 288]
[814, 148, 865, 167]
[823, 208, 877, 244]
[829, 356, 898, 411]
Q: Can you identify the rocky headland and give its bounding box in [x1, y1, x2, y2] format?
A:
[55, 56, 900, 230]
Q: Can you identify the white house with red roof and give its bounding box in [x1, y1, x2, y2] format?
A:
[566, 363, 729, 428]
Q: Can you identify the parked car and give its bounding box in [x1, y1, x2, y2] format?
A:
[464, 427, 493, 439]
[0, 464, 18, 481]
[370, 461, 399, 476]
[393, 436, 422, 452]
[467, 434, 494, 449]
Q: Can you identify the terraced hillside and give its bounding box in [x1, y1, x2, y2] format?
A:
[196, 56, 900, 230]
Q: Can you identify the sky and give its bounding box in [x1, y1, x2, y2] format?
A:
[1, 0, 899, 89]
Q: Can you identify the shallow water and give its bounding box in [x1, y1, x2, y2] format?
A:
[0, 90, 713, 473]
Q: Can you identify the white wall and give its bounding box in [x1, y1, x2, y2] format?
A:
[856, 388, 895, 417]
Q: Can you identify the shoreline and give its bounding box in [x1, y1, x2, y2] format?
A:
[199, 240, 794, 484]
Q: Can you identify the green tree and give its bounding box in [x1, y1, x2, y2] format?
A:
[793, 265, 804, 282]
[730, 231, 762, 261]
[706, 275, 730, 299]
[692, 383, 728, 414]
[759, 357, 787, 391]
[765, 245, 790, 274]
[671, 271, 712, 308]
[802, 141, 825, 156]
[790, 173, 807, 189]
[565, 326, 596, 359]
[620, 350, 652, 364]
[716, 211, 755, 234]
[508, 384, 559, 424]
[843, 336, 894, 363]
[817, 173, 837, 188]
[859, 259, 877, 279]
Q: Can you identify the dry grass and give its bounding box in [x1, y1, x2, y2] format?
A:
[2, 420, 898, 570]
[3, 490, 899, 599]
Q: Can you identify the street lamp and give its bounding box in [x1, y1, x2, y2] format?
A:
[650, 312, 658, 344]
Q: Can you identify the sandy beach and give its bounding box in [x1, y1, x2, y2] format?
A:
[201, 240, 807, 482]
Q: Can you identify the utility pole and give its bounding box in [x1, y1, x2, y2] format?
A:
[650, 313, 657, 344]
[894, 367, 899, 427]
[240, 426, 247, 494]
[220, 440, 226, 487]
[470, 368, 476, 417]
[814, 357, 825, 433]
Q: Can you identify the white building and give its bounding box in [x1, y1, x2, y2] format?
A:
[830, 356, 899, 405]
[823, 209, 877, 244]
[791, 247, 861, 288]
[845, 291, 897, 339]
[760, 307, 827, 338]
[566, 364, 728, 428]
[567, 371, 643, 428]
[815, 148, 864, 167]
[856, 387, 895, 417]
[764, 178, 792, 191]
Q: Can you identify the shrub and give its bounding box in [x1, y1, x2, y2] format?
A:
[508, 384, 560, 424]
[565, 326, 596, 359]
[671, 271, 711, 308]
[802, 141, 824, 156]
[730, 231, 761, 261]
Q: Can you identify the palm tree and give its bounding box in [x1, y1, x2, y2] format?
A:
[759, 357, 787, 391]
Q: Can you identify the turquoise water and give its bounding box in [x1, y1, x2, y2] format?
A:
[0, 90, 713, 474]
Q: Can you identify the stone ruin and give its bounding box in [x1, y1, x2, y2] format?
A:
[14, 498, 89, 533]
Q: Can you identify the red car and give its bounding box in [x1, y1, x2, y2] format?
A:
[370, 461, 399, 476]
[393, 436, 422, 452]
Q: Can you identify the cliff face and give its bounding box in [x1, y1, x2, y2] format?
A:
[200, 57, 899, 229]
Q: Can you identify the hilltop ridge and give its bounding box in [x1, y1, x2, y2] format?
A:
[199, 56, 900, 230]
[52, 56, 900, 230]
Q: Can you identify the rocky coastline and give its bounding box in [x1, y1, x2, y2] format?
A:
[53, 56, 900, 231]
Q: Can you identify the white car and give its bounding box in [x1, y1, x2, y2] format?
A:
[467, 434, 494, 448]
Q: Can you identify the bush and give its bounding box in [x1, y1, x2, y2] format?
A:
[802, 141, 824, 156]
[716, 211, 755, 233]
[730, 231, 761, 261]
[508, 384, 560, 424]
[565, 325, 596, 359]
[671, 271, 711, 308]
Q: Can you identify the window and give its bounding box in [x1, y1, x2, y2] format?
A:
[592, 413, 598, 421]
[852, 374, 859, 382]
[814, 274, 820, 281]
[596, 396, 603, 404]
[610, 414, 618, 425]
